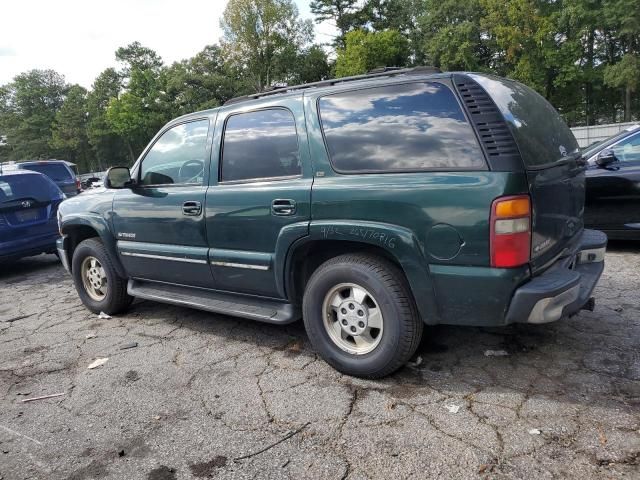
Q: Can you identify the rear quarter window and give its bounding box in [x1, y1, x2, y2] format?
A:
[469, 74, 579, 167]
[318, 82, 486, 173]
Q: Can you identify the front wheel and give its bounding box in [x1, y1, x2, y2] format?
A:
[302, 254, 423, 378]
[72, 238, 132, 315]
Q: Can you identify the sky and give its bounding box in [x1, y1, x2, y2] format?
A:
[0, 0, 337, 88]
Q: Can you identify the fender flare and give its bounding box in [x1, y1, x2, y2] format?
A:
[60, 214, 127, 278]
[284, 220, 441, 325]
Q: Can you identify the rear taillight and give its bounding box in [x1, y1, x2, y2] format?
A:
[490, 195, 531, 268]
[76, 177, 81, 191]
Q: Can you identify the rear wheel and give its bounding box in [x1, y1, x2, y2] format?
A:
[302, 253, 422, 378]
[72, 238, 132, 315]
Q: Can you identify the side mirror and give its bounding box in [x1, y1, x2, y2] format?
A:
[104, 166, 132, 189]
[595, 149, 618, 167]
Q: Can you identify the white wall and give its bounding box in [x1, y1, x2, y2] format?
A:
[571, 122, 639, 148]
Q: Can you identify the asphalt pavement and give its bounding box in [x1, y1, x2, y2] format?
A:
[0, 245, 638, 479]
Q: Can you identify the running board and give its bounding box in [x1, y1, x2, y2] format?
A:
[127, 279, 300, 324]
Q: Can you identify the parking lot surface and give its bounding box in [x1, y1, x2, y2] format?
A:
[0, 246, 639, 479]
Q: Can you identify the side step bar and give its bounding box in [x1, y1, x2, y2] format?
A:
[127, 279, 300, 324]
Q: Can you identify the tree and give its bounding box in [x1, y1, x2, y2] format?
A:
[50, 85, 91, 171]
[335, 29, 409, 77]
[106, 43, 171, 161]
[115, 41, 164, 74]
[0, 70, 67, 161]
[165, 44, 253, 115]
[86, 68, 128, 170]
[362, 0, 424, 61]
[419, 0, 492, 72]
[604, 54, 640, 122]
[310, 0, 362, 47]
[292, 44, 331, 83]
[221, 0, 313, 91]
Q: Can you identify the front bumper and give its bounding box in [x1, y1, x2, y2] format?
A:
[56, 236, 70, 272]
[505, 229, 607, 324]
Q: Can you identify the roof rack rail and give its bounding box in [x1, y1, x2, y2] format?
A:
[224, 65, 442, 106]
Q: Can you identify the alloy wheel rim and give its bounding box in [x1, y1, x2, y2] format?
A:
[322, 283, 384, 355]
[81, 256, 107, 301]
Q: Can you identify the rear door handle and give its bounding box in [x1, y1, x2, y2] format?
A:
[182, 201, 202, 216]
[271, 199, 296, 216]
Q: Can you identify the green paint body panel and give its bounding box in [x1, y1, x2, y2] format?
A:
[57, 71, 591, 328]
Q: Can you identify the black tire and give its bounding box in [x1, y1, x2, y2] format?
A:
[302, 253, 423, 378]
[71, 238, 132, 315]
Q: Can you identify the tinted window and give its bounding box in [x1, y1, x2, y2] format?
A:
[140, 120, 209, 186]
[0, 173, 61, 203]
[469, 74, 579, 166]
[612, 133, 640, 162]
[319, 82, 485, 172]
[21, 163, 71, 181]
[221, 109, 301, 182]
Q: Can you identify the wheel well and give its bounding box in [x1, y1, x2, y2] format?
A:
[65, 226, 99, 270]
[287, 240, 405, 305]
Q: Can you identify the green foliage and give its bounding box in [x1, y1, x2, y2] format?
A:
[604, 54, 640, 121]
[86, 68, 128, 170]
[420, 0, 492, 71]
[0, 70, 67, 161]
[310, 0, 363, 47]
[604, 54, 640, 92]
[335, 29, 409, 77]
[164, 45, 252, 116]
[50, 85, 91, 170]
[365, 0, 424, 61]
[293, 45, 332, 83]
[221, 0, 313, 90]
[2, 0, 639, 170]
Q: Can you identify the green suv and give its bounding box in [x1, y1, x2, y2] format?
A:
[57, 68, 606, 378]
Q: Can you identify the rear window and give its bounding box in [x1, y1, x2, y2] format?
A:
[319, 82, 486, 173]
[21, 163, 72, 181]
[0, 174, 60, 203]
[469, 74, 579, 167]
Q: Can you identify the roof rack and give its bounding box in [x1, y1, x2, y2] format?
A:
[224, 66, 442, 106]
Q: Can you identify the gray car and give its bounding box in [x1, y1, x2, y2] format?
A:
[18, 160, 81, 197]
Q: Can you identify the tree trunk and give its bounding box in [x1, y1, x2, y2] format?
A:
[624, 85, 631, 122]
[585, 29, 595, 125]
[126, 141, 135, 165]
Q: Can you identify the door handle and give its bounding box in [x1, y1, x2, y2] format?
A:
[182, 201, 202, 216]
[271, 199, 296, 216]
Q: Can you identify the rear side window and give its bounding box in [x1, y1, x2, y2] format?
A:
[21, 163, 71, 181]
[319, 82, 486, 172]
[469, 74, 579, 166]
[221, 108, 301, 182]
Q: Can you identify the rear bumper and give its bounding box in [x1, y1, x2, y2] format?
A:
[505, 229, 607, 324]
[0, 231, 59, 262]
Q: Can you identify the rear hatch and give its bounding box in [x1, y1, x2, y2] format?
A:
[469, 74, 584, 272]
[0, 172, 63, 245]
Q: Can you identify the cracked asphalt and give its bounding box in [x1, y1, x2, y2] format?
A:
[0, 245, 639, 480]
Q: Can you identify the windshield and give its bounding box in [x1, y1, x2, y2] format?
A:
[581, 128, 640, 159]
[21, 163, 71, 181]
[469, 74, 579, 167]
